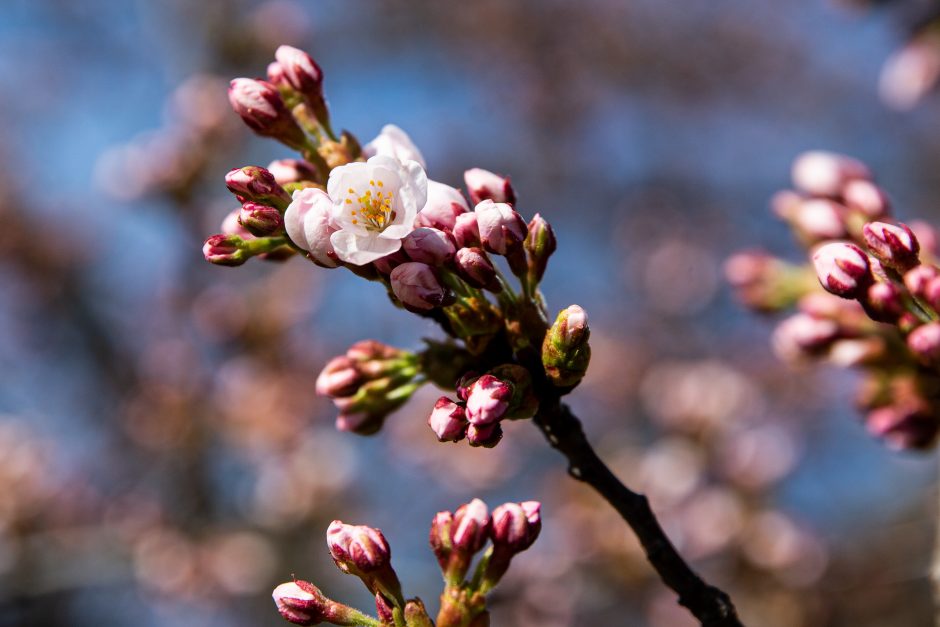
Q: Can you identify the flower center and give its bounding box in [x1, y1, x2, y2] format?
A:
[345, 179, 398, 232]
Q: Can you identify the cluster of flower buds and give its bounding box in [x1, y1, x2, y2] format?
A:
[273, 499, 540, 627]
[728, 150, 940, 450]
[428, 365, 538, 447]
[430, 499, 541, 626]
[315, 340, 423, 435]
[207, 45, 594, 451]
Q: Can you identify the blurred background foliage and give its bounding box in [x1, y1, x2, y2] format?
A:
[2, 0, 940, 625]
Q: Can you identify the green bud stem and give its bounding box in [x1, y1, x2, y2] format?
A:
[241, 236, 288, 256]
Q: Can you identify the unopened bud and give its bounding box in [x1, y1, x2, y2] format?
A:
[327, 521, 391, 575]
[275, 45, 325, 102]
[483, 502, 542, 589]
[542, 305, 591, 388]
[428, 397, 468, 442]
[402, 227, 456, 266]
[828, 337, 886, 367]
[464, 168, 516, 205]
[228, 78, 307, 149]
[267, 158, 320, 185]
[524, 213, 556, 284]
[788, 199, 848, 242]
[390, 262, 453, 311]
[415, 181, 469, 231]
[865, 404, 939, 450]
[273, 581, 330, 626]
[879, 36, 940, 112]
[908, 322, 940, 364]
[403, 599, 434, 627]
[904, 264, 939, 298]
[239, 202, 283, 236]
[863, 281, 905, 322]
[811, 242, 872, 299]
[842, 179, 891, 219]
[791, 151, 870, 197]
[465, 375, 513, 426]
[491, 501, 541, 553]
[466, 422, 503, 448]
[771, 313, 840, 362]
[911, 220, 939, 258]
[454, 247, 500, 292]
[924, 277, 940, 312]
[453, 212, 481, 249]
[315, 356, 363, 398]
[862, 221, 920, 272]
[372, 251, 409, 276]
[451, 499, 491, 556]
[225, 166, 292, 209]
[474, 200, 527, 256]
[203, 234, 246, 266]
[488, 364, 538, 420]
[429, 511, 454, 571]
[284, 187, 339, 268]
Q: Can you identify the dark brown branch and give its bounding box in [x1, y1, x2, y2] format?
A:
[532, 396, 744, 627]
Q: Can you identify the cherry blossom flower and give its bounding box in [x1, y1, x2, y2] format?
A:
[326, 155, 428, 265]
[363, 124, 426, 169]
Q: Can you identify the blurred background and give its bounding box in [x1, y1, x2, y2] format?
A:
[2, 0, 940, 625]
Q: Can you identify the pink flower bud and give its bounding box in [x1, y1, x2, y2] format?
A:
[865, 404, 939, 450]
[327, 521, 392, 575]
[390, 262, 451, 311]
[454, 247, 500, 292]
[862, 221, 920, 271]
[908, 322, 940, 363]
[415, 181, 469, 231]
[428, 397, 468, 442]
[789, 199, 847, 242]
[203, 234, 246, 266]
[465, 375, 513, 426]
[275, 45, 324, 101]
[464, 168, 516, 205]
[453, 212, 481, 248]
[335, 412, 385, 436]
[904, 264, 939, 298]
[811, 242, 872, 299]
[466, 422, 503, 448]
[239, 202, 283, 236]
[455, 372, 479, 402]
[791, 151, 870, 197]
[879, 37, 940, 111]
[910, 220, 938, 257]
[842, 179, 891, 219]
[273, 581, 329, 626]
[225, 166, 292, 209]
[771, 313, 840, 362]
[924, 277, 940, 312]
[316, 356, 363, 398]
[864, 281, 905, 322]
[402, 227, 456, 265]
[474, 200, 527, 255]
[429, 510, 454, 570]
[266, 61, 288, 88]
[491, 501, 542, 553]
[451, 499, 491, 555]
[228, 78, 307, 149]
[373, 250, 409, 276]
[221, 209, 253, 239]
[267, 158, 319, 185]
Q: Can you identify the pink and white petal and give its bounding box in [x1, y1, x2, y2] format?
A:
[331, 230, 402, 265]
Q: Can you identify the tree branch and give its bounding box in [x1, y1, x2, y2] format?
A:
[532, 396, 744, 627]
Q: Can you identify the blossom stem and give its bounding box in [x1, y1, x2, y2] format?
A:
[531, 396, 744, 627]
